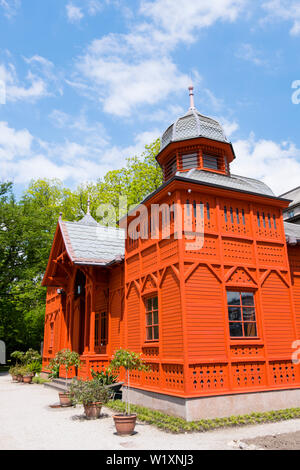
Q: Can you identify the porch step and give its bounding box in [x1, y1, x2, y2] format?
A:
[44, 378, 74, 393]
[44, 378, 124, 399]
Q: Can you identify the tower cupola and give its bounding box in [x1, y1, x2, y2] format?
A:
[157, 86, 235, 181]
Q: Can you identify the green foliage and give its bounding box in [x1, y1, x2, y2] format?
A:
[106, 401, 300, 434]
[17, 365, 32, 377]
[23, 349, 41, 364]
[50, 349, 81, 371]
[109, 348, 149, 373]
[50, 349, 81, 390]
[48, 362, 60, 379]
[11, 348, 41, 376]
[0, 139, 162, 357]
[32, 375, 49, 384]
[9, 365, 18, 376]
[109, 349, 149, 416]
[70, 378, 111, 406]
[90, 368, 118, 386]
[27, 360, 42, 374]
[11, 351, 25, 364]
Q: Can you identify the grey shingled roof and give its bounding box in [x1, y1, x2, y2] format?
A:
[284, 222, 300, 245]
[176, 169, 275, 197]
[60, 220, 125, 266]
[280, 186, 300, 208]
[161, 108, 228, 150]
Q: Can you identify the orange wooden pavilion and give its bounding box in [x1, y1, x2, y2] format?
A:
[42, 88, 300, 420]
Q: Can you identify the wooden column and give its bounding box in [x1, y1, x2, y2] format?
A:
[84, 289, 91, 354]
[89, 284, 96, 354]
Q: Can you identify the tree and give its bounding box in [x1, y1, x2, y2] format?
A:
[0, 139, 162, 358]
[96, 139, 162, 221]
[109, 349, 149, 416]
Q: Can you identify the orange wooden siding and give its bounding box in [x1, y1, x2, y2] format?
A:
[42, 177, 300, 399]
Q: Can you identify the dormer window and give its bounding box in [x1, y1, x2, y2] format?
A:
[181, 153, 199, 170]
[203, 154, 219, 170]
[164, 155, 177, 180]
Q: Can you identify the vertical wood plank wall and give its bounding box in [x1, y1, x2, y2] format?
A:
[43, 183, 300, 399]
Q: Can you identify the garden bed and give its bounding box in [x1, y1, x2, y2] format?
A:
[106, 400, 300, 434]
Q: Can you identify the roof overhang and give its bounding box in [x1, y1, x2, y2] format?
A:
[156, 136, 236, 166]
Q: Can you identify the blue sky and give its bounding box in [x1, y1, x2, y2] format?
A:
[1, 0, 300, 196]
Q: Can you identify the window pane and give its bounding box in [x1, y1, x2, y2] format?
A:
[244, 323, 257, 337]
[146, 328, 153, 340]
[227, 291, 240, 305]
[153, 296, 158, 309]
[181, 153, 198, 170]
[228, 307, 242, 321]
[146, 313, 152, 326]
[147, 298, 152, 311]
[153, 311, 158, 325]
[229, 323, 243, 337]
[241, 292, 254, 306]
[153, 326, 159, 340]
[203, 155, 218, 170]
[242, 307, 256, 322]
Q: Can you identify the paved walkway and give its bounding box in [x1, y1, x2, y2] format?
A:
[1, 373, 300, 450]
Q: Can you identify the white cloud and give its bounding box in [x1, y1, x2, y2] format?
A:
[140, 0, 247, 46]
[70, 0, 247, 117]
[75, 53, 189, 116]
[0, 0, 20, 18]
[236, 43, 267, 66]
[66, 3, 84, 23]
[232, 132, 300, 194]
[86, 0, 103, 16]
[219, 118, 239, 138]
[262, 0, 300, 36]
[66, 0, 103, 23]
[0, 54, 62, 103]
[0, 118, 160, 186]
[0, 121, 33, 161]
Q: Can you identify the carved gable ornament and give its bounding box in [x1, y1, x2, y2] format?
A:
[226, 267, 257, 287]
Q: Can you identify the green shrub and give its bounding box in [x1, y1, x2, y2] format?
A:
[105, 401, 300, 434]
[27, 361, 42, 375]
[49, 349, 81, 390]
[70, 379, 111, 406]
[90, 368, 118, 386]
[32, 375, 49, 384]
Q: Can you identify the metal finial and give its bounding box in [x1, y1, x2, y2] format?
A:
[188, 84, 195, 109]
[87, 194, 91, 215]
[59, 212, 63, 221]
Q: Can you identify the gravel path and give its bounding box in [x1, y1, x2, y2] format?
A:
[1, 373, 300, 450]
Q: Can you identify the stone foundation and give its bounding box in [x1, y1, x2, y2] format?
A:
[125, 387, 300, 421]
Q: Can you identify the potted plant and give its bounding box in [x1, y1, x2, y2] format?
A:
[70, 378, 111, 419]
[11, 350, 25, 365]
[9, 365, 18, 382]
[14, 365, 24, 382]
[27, 360, 42, 376]
[50, 349, 81, 406]
[91, 367, 123, 398]
[21, 365, 33, 384]
[109, 349, 149, 435]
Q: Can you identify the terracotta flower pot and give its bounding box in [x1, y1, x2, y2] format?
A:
[23, 375, 33, 384]
[12, 375, 18, 382]
[17, 375, 23, 382]
[59, 392, 72, 407]
[113, 414, 137, 435]
[83, 402, 102, 419]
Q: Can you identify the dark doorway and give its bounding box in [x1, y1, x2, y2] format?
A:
[79, 298, 85, 355]
[74, 270, 86, 355]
